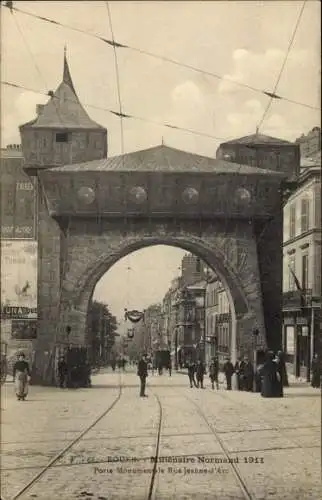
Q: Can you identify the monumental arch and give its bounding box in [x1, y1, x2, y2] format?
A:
[20, 54, 295, 384]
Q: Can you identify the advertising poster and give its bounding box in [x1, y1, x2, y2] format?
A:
[0, 157, 37, 240]
[1, 241, 38, 336]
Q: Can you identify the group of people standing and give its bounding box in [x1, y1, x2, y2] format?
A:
[110, 357, 127, 372]
[57, 356, 91, 389]
[187, 357, 235, 390]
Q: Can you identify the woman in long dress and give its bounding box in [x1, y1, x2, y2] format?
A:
[311, 354, 320, 388]
[13, 352, 31, 401]
[259, 351, 282, 398]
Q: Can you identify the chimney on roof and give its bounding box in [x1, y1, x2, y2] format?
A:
[36, 104, 44, 116]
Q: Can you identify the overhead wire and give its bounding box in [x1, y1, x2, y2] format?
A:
[254, 1, 308, 255]
[105, 1, 125, 160]
[1, 80, 229, 142]
[257, 0, 308, 130]
[9, 7, 75, 369]
[2, 2, 320, 112]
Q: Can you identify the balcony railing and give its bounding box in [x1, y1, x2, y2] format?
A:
[283, 289, 312, 309]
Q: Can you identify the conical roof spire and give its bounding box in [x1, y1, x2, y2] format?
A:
[63, 46, 76, 93]
[20, 45, 106, 130]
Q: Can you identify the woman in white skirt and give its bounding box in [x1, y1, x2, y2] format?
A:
[13, 352, 31, 401]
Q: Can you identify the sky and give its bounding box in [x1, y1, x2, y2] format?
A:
[1, 1, 320, 329]
[94, 245, 185, 333]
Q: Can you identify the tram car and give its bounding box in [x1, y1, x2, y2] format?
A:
[154, 349, 171, 370]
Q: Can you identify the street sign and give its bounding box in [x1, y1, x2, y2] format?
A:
[296, 317, 308, 325]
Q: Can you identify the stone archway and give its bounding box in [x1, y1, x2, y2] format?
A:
[58, 218, 267, 363]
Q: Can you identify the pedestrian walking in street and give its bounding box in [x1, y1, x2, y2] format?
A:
[242, 356, 254, 392]
[196, 360, 206, 389]
[311, 353, 320, 388]
[57, 356, 68, 388]
[273, 353, 284, 397]
[223, 357, 234, 390]
[234, 358, 243, 390]
[168, 359, 172, 377]
[137, 354, 148, 397]
[158, 362, 163, 376]
[209, 357, 219, 390]
[259, 351, 282, 398]
[275, 350, 289, 387]
[187, 359, 197, 388]
[13, 352, 31, 401]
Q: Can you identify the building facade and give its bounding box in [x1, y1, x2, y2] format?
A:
[143, 303, 164, 356]
[282, 159, 321, 377]
[216, 133, 300, 180]
[0, 144, 38, 369]
[205, 276, 231, 364]
[295, 127, 321, 158]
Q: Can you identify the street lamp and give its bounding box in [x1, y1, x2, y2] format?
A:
[174, 328, 178, 371]
[252, 328, 259, 392]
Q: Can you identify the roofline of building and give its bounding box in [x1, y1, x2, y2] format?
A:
[19, 123, 107, 131]
[219, 142, 294, 148]
[218, 135, 294, 147]
[297, 165, 321, 185]
[39, 165, 286, 177]
[283, 228, 321, 247]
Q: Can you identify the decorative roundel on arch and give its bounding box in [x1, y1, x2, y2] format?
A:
[182, 187, 199, 205]
[129, 186, 148, 204]
[234, 187, 252, 205]
[77, 186, 96, 205]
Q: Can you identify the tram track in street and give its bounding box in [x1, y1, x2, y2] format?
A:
[146, 390, 163, 500]
[9, 375, 124, 500]
[182, 392, 255, 500]
[145, 386, 256, 500]
[203, 384, 319, 454]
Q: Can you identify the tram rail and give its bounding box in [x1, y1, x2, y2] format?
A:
[204, 384, 318, 453]
[10, 375, 124, 500]
[146, 390, 163, 500]
[182, 392, 255, 500]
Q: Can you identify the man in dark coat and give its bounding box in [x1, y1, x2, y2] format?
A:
[57, 356, 68, 388]
[223, 358, 234, 390]
[311, 354, 320, 388]
[195, 360, 206, 389]
[137, 354, 148, 397]
[242, 357, 254, 392]
[276, 351, 289, 387]
[234, 358, 243, 390]
[259, 351, 282, 398]
[209, 357, 219, 390]
[187, 359, 197, 388]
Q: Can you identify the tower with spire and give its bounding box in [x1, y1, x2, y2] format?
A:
[20, 49, 107, 171]
[18, 50, 108, 383]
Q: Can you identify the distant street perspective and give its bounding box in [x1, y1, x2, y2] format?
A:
[1, 1, 321, 500]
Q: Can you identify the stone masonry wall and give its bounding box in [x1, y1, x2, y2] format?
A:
[58, 218, 267, 361]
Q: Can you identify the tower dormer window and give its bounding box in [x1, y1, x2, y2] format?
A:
[56, 132, 69, 143]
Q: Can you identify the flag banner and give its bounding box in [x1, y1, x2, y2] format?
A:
[124, 309, 144, 323]
[288, 265, 306, 308]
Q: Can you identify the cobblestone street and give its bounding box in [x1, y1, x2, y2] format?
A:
[1, 370, 321, 500]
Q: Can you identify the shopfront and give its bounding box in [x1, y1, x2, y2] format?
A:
[283, 291, 321, 378]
